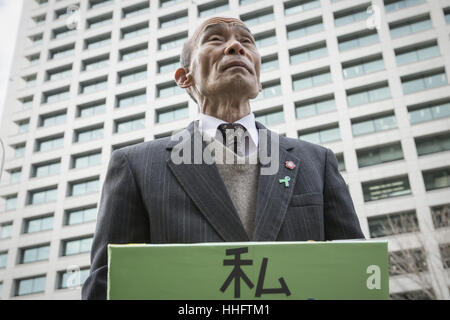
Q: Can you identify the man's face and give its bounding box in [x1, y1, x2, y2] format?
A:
[187, 19, 262, 101]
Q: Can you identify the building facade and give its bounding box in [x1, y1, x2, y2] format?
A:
[0, 0, 449, 299]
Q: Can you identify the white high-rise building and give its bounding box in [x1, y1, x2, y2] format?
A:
[0, 0, 449, 300]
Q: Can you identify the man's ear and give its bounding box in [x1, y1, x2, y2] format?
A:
[175, 67, 194, 88]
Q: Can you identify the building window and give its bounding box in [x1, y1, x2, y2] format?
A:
[118, 66, 147, 84]
[20, 244, 50, 264]
[357, 142, 403, 168]
[20, 96, 33, 109]
[395, 40, 440, 65]
[254, 81, 281, 100]
[255, 109, 284, 126]
[346, 82, 391, 107]
[115, 116, 146, 134]
[293, 68, 332, 91]
[431, 204, 450, 229]
[157, 82, 184, 98]
[389, 14, 432, 39]
[440, 244, 450, 269]
[295, 95, 336, 119]
[298, 125, 341, 144]
[85, 33, 111, 49]
[334, 3, 371, 27]
[121, 22, 149, 40]
[240, 7, 274, 27]
[14, 144, 26, 158]
[23, 74, 37, 87]
[27, 53, 40, 65]
[9, 169, 21, 184]
[86, 12, 112, 29]
[42, 87, 70, 104]
[336, 153, 345, 171]
[423, 167, 450, 191]
[284, 0, 320, 15]
[0, 223, 12, 239]
[116, 90, 146, 108]
[65, 206, 97, 225]
[342, 54, 384, 79]
[338, 30, 379, 51]
[49, 44, 75, 60]
[159, 10, 188, 28]
[80, 77, 108, 94]
[15, 275, 46, 296]
[68, 178, 99, 196]
[401, 69, 448, 95]
[384, 0, 425, 13]
[62, 236, 93, 256]
[159, 33, 187, 51]
[16, 119, 29, 134]
[362, 175, 411, 202]
[29, 33, 43, 45]
[36, 135, 64, 152]
[389, 248, 427, 276]
[32, 160, 61, 178]
[72, 151, 102, 169]
[415, 132, 450, 156]
[156, 105, 189, 123]
[4, 194, 17, 211]
[160, 0, 184, 7]
[289, 41, 327, 65]
[261, 55, 279, 72]
[112, 139, 144, 152]
[89, 0, 113, 10]
[74, 126, 104, 143]
[47, 65, 72, 81]
[0, 252, 7, 268]
[33, 14, 46, 24]
[28, 187, 58, 205]
[24, 215, 53, 234]
[445, 7, 450, 24]
[158, 57, 179, 74]
[54, 5, 76, 20]
[352, 113, 397, 137]
[82, 55, 109, 71]
[58, 268, 90, 289]
[52, 26, 77, 39]
[198, 0, 229, 17]
[287, 17, 323, 39]
[122, 1, 150, 18]
[409, 98, 450, 124]
[77, 100, 106, 118]
[120, 43, 148, 60]
[39, 111, 67, 128]
[254, 30, 277, 48]
[367, 210, 419, 238]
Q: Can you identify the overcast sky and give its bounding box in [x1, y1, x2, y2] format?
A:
[0, 0, 24, 124]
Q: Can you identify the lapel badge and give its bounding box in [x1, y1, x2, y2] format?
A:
[285, 161, 295, 170]
[279, 176, 291, 187]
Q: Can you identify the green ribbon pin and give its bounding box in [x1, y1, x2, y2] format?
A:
[279, 176, 291, 187]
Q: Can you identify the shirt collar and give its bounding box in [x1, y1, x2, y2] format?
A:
[198, 112, 259, 148]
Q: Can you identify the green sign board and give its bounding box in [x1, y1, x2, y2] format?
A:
[107, 240, 389, 300]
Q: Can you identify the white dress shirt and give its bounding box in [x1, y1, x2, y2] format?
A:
[198, 112, 259, 156]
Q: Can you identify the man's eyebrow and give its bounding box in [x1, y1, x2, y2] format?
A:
[201, 23, 254, 40]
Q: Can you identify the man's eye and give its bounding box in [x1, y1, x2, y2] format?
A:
[209, 37, 221, 41]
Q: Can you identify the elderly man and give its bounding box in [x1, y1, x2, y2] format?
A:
[82, 16, 364, 300]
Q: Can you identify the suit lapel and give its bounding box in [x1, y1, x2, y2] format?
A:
[252, 121, 301, 241]
[166, 120, 249, 242]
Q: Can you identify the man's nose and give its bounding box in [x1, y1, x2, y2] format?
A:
[224, 40, 246, 55]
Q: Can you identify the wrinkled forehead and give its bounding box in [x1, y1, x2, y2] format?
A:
[192, 17, 252, 45]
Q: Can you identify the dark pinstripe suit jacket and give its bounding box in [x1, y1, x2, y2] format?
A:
[82, 120, 365, 299]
